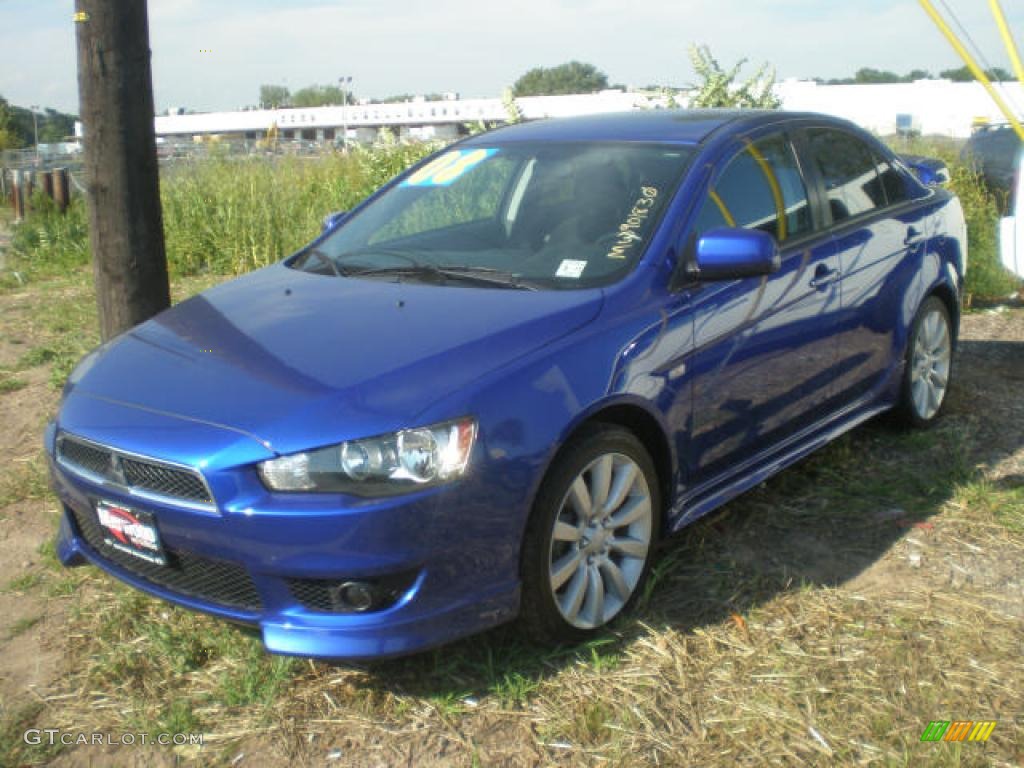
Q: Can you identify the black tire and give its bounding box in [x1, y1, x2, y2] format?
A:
[894, 295, 954, 428]
[519, 423, 661, 645]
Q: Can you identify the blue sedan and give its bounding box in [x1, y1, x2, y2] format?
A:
[46, 110, 967, 658]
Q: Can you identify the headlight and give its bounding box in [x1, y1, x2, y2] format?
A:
[257, 418, 477, 496]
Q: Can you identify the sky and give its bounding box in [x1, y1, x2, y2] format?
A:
[2, 0, 1023, 115]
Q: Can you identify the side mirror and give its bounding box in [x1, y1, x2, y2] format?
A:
[693, 227, 780, 281]
[901, 154, 951, 186]
[322, 210, 348, 232]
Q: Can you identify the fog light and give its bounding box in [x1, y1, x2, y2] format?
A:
[330, 581, 375, 612]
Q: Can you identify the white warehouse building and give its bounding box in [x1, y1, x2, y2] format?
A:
[774, 78, 1024, 137]
[149, 80, 1024, 144]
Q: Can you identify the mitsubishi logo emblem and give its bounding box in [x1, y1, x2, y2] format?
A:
[108, 453, 127, 485]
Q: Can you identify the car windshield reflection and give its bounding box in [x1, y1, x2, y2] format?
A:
[290, 142, 694, 289]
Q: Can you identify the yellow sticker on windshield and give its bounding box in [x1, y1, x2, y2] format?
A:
[403, 148, 497, 187]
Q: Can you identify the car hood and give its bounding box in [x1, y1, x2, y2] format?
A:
[68, 264, 603, 455]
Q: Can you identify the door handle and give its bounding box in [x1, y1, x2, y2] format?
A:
[809, 267, 839, 289]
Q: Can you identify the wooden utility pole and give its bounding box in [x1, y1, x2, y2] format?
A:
[74, 0, 170, 341]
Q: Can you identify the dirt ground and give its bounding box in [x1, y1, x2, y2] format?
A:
[1, 262, 1021, 765]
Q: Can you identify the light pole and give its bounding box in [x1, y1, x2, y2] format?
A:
[30, 105, 40, 164]
[339, 75, 352, 149]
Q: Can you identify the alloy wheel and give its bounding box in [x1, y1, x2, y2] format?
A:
[910, 306, 952, 421]
[547, 452, 653, 629]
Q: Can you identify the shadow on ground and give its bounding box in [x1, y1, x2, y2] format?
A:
[332, 336, 1024, 700]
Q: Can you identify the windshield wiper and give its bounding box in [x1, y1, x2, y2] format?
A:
[299, 247, 424, 278]
[298, 247, 342, 277]
[436, 264, 541, 290]
[302, 247, 541, 289]
[334, 248, 422, 271]
[348, 263, 539, 290]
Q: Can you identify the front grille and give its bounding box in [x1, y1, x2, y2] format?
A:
[121, 457, 210, 503]
[59, 438, 111, 477]
[68, 505, 262, 613]
[57, 434, 214, 507]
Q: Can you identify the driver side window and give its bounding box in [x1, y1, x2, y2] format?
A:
[694, 135, 811, 242]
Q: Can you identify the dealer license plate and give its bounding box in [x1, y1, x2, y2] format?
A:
[94, 500, 167, 566]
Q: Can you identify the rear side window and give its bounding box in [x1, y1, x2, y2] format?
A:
[878, 158, 910, 205]
[694, 134, 811, 242]
[806, 128, 886, 222]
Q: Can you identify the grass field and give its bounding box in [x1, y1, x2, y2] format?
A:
[0, 142, 1022, 766]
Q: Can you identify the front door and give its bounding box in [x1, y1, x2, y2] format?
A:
[684, 132, 842, 489]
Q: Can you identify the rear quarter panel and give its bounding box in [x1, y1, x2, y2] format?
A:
[884, 190, 966, 398]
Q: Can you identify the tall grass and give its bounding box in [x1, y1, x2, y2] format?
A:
[894, 135, 1021, 300]
[3, 143, 436, 286]
[5, 192, 90, 287]
[162, 143, 436, 275]
[4, 136, 1022, 299]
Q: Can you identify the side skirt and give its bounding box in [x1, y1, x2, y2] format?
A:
[668, 397, 894, 534]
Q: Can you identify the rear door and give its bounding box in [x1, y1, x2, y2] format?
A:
[685, 130, 842, 487]
[799, 127, 931, 407]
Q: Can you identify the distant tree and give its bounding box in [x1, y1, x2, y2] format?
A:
[687, 45, 780, 109]
[39, 108, 76, 142]
[6, 104, 36, 146]
[0, 97, 76, 148]
[0, 96, 21, 150]
[290, 84, 355, 108]
[512, 61, 609, 97]
[259, 84, 291, 108]
[852, 67, 903, 84]
[940, 65, 1015, 82]
[823, 68, 933, 84]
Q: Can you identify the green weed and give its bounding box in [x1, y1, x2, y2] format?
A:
[896, 135, 1021, 300]
[7, 614, 41, 639]
[0, 459, 49, 506]
[0, 376, 27, 393]
[4, 572, 42, 593]
[0, 701, 66, 766]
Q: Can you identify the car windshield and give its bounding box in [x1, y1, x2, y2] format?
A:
[290, 142, 694, 289]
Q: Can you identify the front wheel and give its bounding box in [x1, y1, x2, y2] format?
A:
[520, 424, 661, 644]
[895, 295, 954, 428]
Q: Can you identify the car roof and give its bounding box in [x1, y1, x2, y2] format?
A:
[463, 109, 835, 146]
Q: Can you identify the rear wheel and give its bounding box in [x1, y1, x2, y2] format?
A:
[895, 296, 953, 427]
[520, 424, 660, 644]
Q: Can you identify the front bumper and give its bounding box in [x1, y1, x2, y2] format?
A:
[46, 421, 523, 660]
